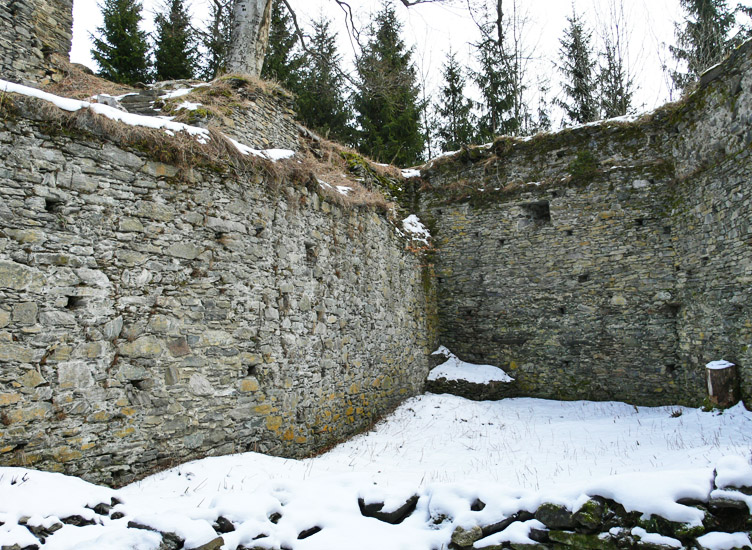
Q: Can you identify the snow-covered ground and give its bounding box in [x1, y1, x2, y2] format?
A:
[1, 394, 751, 550]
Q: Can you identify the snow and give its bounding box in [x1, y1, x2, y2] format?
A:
[175, 101, 202, 111]
[475, 519, 545, 547]
[0, 79, 294, 162]
[631, 527, 682, 548]
[696, 531, 752, 550]
[160, 87, 194, 99]
[707, 360, 736, 370]
[401, 168, 421, 178]
[714, 454, 752, 489]
[1, 394, 751, 548]
[402, 215, 431, 244]
[428, 346, 513, 384]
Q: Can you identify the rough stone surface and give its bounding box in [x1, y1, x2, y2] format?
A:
[0, 0, 73, 85]
[0, 105, 435, 486]
[419, 41, 752, 405]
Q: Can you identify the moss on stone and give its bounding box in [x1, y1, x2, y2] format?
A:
[567, 150, 600, 184]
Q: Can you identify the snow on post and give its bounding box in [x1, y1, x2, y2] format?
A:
[705, 360, 740, 409]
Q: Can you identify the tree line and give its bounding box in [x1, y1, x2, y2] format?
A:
[92, 0, 752, 166]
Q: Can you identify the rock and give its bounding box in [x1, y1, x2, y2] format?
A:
[213, 516, 235, 534]
[535, 503, 576, 530]
[548, 530, 620, 549]
[573, 498, 605, 531]
[188, 537, 224, 550]
[61, 515, 96, 527]
[451, 525, 484, 547]
[357, 495, 420, 525]
[481, 511, 536, 537]
[297, 527, 322, 540]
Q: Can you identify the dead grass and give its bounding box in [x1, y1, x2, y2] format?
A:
[42, 57, 135, 100]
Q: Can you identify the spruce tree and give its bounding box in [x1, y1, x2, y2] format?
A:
[91, 0, 152, 85]
[599, 39, 633, 118]
[260, 0, 302, 92]
[154, 0, 197, 81]
[353, 2, 424, 166]
[200, 0, 233, 80]
[557, 10, 599, 125]
[435, 49, 475, 152]
[296, 16, 353, 144]
[669, 0, 737, 90]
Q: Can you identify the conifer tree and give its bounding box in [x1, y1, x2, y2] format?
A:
[260, 0, 302, 92]
[91, 0, 152, 85]
[470, 0, 529, 139]
[557, 10, 599, 125]
[435, 49, 475, 152]
[296, 15, 353, 144]
[200, 0, 233, 80]
[353, 2, 424, 166]
[669, 0, 737, 90]
[597, 0, 634, 118]
[154, 0, 197, 81]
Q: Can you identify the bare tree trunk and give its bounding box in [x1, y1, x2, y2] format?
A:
[227, 0, 273, 76]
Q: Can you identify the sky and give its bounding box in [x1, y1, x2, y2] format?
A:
[70, 0, 685, 117]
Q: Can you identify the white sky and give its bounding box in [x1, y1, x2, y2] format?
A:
[70, 0, 684, 116]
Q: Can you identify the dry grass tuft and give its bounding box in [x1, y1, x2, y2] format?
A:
[43, 57, 135, 100]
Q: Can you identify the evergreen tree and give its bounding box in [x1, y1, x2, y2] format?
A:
[260, 0, 302, 92]
[154, 0, 197, 81]
[91, 0, 151, 85]
[435, 49, 475, 152]
[599, 39, 633, 118]
[353, 2, 424, 166]
[200, 0, 232, 80]
[296, 15, 353, 144]
[597, 0, 634, 118]
[557, 10, 599, 125]
[669, 0, 737, 90]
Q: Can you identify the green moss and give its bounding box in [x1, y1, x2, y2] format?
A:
[567, 150, 600, 183]
[339, 151, 407, 207]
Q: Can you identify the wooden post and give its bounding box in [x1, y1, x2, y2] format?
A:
[706, 360, 740, 408]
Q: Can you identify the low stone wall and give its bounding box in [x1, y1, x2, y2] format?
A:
[0, 0, 73, 84]
[0, 98, 435, 485]
[419, 41, 752, 405]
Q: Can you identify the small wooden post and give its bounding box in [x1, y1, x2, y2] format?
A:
[706, 360, 740, 408]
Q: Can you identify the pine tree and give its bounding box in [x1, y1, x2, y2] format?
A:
[471, 0, 530, 140]
[91, 0, 151, 85]
[200, 0, 232, 80]
[260, 0, 302, 92]
[435, 49, 475, 152]
[154, 0, 197, 81]
[669, 0, 737, 90]
[557, 10, 599, 125]
[597, 0, 634, 119]
[353, 2, 424, 166]
[296, 15, 353, 144]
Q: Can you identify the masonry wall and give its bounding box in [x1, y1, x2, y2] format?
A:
[0, 0, 73, 84]
[0, 98, 435, 486]
[419, 41, 752, 406]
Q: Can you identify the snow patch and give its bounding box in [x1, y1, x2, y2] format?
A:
[706, 360, 735, 370]
[696, 531, 752, 550]
[402, 215, 431, 244]
[429, 346, 513, 384]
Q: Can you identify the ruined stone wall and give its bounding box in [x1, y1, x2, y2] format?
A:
[0, 99, 435, 486]
[0, 0, 73, 84]
[419, 41, 752, 406]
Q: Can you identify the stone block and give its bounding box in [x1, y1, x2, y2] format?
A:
[12, 302, 38, 325]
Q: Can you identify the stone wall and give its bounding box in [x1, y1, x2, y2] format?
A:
[0, 98, 435, 485]
[419, 41, 752, 406]
[0, 0, 73, 84]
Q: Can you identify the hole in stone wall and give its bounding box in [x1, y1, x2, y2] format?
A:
[558, 306, 566, 314]
[131, 380, 148, 391]
[247, 365, 258, 376]
[578, 273, 590, 283]
[561, 360, 571, 369]
[664, 303, 681, 317]
[437, 209, 443, 215]
[702, 256, 710, 266]
[635, 218, 646, 227]
[521, 201, 551, 224]
[437, 277, 444, 284]
[499, 239, 506, 246]
[45, 197, 64, 213]
[666, 364, 678, 374]
[305, 243, 317, 265]
[551, 191, 559, 198]
[565, 229, 574, 236]
[254, 225, 265, 236]
[65, 296, 85, 310]
[663, 226, 672, 235]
